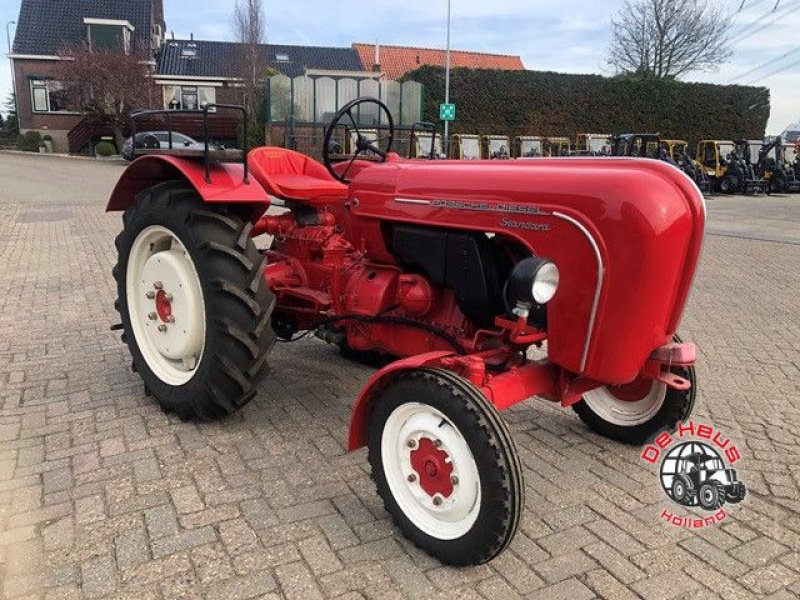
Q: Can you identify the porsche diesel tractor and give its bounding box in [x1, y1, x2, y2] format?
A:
[108, 99, 703, 565]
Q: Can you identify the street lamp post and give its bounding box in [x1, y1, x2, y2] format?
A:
[444, 0, 451, 157]
[5, 20, 17, 126]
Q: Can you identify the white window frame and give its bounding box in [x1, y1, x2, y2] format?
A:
[84, 18, 135, 55]
[29, 79, 73, 114]
[163, 84, 217, 111]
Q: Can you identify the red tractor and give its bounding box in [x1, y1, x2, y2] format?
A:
[108, 99, 704, 565]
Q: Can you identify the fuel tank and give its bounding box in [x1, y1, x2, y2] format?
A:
[346, 157, 705, 385]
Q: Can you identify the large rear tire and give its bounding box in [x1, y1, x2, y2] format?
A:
[368, 369, 523, 565]
[113, 181, 275, 420]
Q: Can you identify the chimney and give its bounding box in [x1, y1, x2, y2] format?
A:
[373, 41, 381, 72]
[190, 32, 194, 41]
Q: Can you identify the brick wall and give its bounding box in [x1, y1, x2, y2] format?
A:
[13, 58, 83, 152]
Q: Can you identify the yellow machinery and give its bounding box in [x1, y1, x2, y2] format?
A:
[480, 135, 512, 159]
[696, 140, 736, 179]
[449, 134, 482, 160]
[661, 139, 688, 161]
[543, 137, 571, 157]
[513, 136, 544, 158]
[576, 133, 612, 156]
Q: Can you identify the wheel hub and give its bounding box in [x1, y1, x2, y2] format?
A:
[154, 289, 173, 323]
[606, 377, 654, 402]
[140, 249, 204, 361]
[381, 403, 482, 540]
[582, 377, 667, 427]
[410, 438, 454, 498]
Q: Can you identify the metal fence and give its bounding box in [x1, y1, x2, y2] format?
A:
[266, 73, 423, 126]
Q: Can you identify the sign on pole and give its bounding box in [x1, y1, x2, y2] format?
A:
[440, 103, 456, 122]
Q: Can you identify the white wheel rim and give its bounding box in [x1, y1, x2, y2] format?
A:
[583, 379, 667, 426]
[381, 402, 481, 540]
[126, 225, 206, 386]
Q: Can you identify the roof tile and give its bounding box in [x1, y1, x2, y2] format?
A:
[353, 43, 525, 79]
[13, 0, 154, 56]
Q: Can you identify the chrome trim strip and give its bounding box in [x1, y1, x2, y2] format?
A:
[394, 198, 432, 205]
[552, 211, 605, 373]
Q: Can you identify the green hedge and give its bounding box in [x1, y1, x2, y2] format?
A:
[94, 141, 117, 157]
[405, 67, 770, 142]
[17, 130, 43, 152]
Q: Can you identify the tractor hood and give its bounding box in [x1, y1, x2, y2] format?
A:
[347, 158, 706, 384]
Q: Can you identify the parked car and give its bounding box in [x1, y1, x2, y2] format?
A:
[122, 131, 210, 161]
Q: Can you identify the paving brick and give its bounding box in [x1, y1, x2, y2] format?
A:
[150, 525, 217, 559]
[206, 569, 277, 600]
[298, 534, 344, 576]
[274, 561, 325, 600]
[527, 577, 595, 600]
[143, 504, 180, 540]
[728, 536, 789, 568]
[115, 526, 150, 569]
[533, 550, 598, 584]
[81, 555, 117, 598]
[631, 571, 702, 600]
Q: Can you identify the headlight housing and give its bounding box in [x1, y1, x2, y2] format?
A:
[508, 257, 560, 307]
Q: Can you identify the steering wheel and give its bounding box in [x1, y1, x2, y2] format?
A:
[323, 97, 395, 183]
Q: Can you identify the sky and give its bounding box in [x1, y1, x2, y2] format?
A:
[0, 0, 798, 133]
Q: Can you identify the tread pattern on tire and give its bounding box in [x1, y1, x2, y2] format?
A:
[113, 181, 275, 420]
[367, 368, 523, 566]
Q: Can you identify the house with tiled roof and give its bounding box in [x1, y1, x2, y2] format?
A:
[9, 0, 526, 153]
[10, 0, 166, 151]
[155, 39, 369, 113]
[353, 43, 525, 80]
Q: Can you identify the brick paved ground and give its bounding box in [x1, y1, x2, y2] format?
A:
[0, 152, 799, 599]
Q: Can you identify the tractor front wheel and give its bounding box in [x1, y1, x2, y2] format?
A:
[113, 181, 275, 420]
[368, 369, 523, 565]
[698, 481, 726, 511]
[726, 484, 747, 504]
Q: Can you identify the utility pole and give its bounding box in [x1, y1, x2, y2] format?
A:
[5, 21, 17, 126]
[444, 0, 451, 157]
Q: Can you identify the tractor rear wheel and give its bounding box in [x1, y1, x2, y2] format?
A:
[671, 476, 693, 506]
[113, 181, 275, 420]
[367, 369, 523, 565]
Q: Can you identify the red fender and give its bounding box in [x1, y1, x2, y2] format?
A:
[347, 351, 455, 451]
[106, 154, 271, 212]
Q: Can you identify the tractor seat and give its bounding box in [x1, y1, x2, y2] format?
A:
[248, 147, 348, 206]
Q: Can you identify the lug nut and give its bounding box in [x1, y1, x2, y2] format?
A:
[407, 474, 417, 483]
[157, 324, 167, 332]
[165, 293, 174, 302]
[153, 281, 163, 290]
[148, 312, 157, 320]
[166, 316, 175, 323]
[432, 495, 443, 506]
[450, 475, 459, 486]
[406, 439, 417, 448]
[145, 291, 155, 299]
[434, 439, 442, 448]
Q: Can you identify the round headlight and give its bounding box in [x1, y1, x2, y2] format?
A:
[532, 261, 560, 304]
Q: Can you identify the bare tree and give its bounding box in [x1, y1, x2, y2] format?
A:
[233, 0, 268, 121]
[607, 0, 733, 79]
[55, 44, 156, 149]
